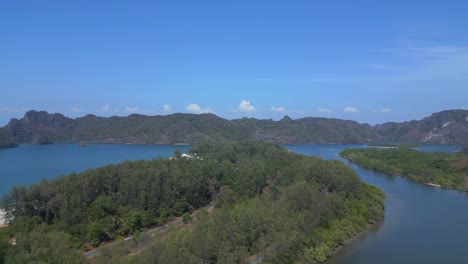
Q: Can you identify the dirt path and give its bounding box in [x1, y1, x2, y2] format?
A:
[84, 203, 214, 259]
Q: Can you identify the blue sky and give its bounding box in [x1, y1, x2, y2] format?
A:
[1, 1, 467, 125]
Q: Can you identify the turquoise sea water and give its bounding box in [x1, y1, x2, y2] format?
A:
[1, 143, 467, 263]
[0, 144, 189, 196]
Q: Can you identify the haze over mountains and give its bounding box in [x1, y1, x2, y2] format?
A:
[0, 109, 467, 147]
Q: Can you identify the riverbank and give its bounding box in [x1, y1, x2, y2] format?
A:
[330, 220, 383, 259]
[245, 220, 384, 264]
[340, 148, 468, 192]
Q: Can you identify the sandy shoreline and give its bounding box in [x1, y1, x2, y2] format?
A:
[425, 182, 442, 188]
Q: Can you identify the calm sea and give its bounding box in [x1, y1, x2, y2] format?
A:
[0, 143, 189, 196]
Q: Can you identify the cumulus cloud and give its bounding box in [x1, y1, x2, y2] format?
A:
[317, 107, 333, 113]
[344, 106, 359, 113]
[163, 104, 172, 113]
[186, 104, 202, 113]
[125, 107, 138, 112]
[186, 104, 213, 114]
[239, 100, 256, 112]
[100, 104, 110, 113]
[271, 106, 286, 113]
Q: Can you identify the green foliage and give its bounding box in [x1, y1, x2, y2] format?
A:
[4, 223, 84, 264]
[0, 236, 9, 264]
[462, 146, 468, 155]
[0, 128, 17, 148]
[182, 213, 192, 224]
[97, 142, 385, 264]
[1, 141, 385, 263]
[341, 148, 468, 190]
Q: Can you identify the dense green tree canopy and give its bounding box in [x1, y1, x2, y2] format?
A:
[340, 147, 468, 190]
[1, 142, 384, 263]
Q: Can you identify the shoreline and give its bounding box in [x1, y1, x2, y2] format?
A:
[425, 182, 442, 188]
[366, 145, 398, 149]
[245, 220, 384, 264]
[342, 157, 467, 193]
[327, 220, 383, 262]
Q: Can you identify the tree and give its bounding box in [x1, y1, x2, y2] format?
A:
[182, 213, 192, 224]
[173, 149, 182, 159]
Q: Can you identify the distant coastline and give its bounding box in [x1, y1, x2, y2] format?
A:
[1, 109, 467, 148]
[366, 145, 398, 149]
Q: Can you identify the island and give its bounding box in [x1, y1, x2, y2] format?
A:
[77, 141, 89, 147]
[0, 142, 384, 263]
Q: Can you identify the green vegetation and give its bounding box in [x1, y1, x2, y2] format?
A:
[0, 129, 17, 148]
[340, 148, 468, 190]
[0, 142, 384, 263]
[2, 109, 467, 147]
[462, 147, 468, 155]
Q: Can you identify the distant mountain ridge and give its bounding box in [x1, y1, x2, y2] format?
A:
[0, 109, 467, 147]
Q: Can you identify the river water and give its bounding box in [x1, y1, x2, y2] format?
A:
[287, 144, 468, 264]
[1, 143, 467, 263]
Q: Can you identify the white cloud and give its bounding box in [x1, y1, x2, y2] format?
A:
[317, 107, 333, 113]
[100, 103, 110, 113]
[271, 106, 285, 113]
[125, 107, 138, 112]
[186, 104, 202, 113]
[163, 104, 172, 113]
[380, 108, 392, 113]
[344, 106, 359, 113]
[239, 100, 256, 112]
[186, 104, 213, 114]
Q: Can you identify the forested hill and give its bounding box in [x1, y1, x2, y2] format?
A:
[0, 109, 467, 147]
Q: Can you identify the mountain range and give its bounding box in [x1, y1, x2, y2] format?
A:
[0, 109, 467, 147]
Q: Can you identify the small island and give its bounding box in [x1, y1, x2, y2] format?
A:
[77, 141, 89, 147]
[340, 147, 468, 191]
